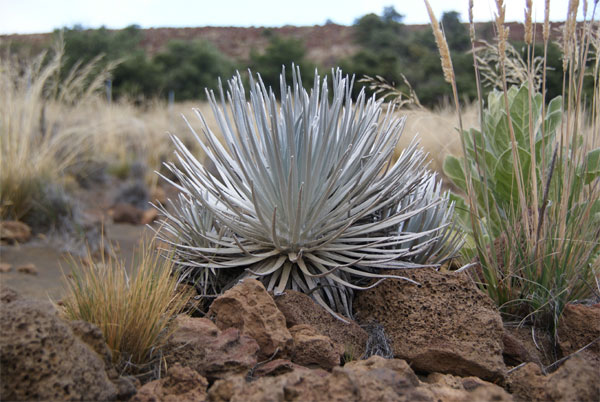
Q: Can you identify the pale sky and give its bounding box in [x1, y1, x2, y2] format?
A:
[0, 0, 589, 35]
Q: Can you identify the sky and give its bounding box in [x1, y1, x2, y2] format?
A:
[0, 0, 589, 35]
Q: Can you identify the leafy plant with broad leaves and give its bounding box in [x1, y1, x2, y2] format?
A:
[445, 86, 560, 236]
[445, 85, 600, 238]
[157, 67, 461, 320]
[443, 84, 600, 329]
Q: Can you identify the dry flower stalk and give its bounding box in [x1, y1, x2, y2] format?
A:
[564, 0, 581, 62]
[525, 0, 533, 45]
[543, 0, 550, 42]
[495, 0, 509, 63]
[469, 0, 476, 43]
[424, 0, 454, 84]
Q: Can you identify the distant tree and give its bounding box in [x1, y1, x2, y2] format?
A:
[58, 25, 155, 100]
[382, 6, 404, 23]
[59, 24, 142, 68]
[153, 40, 235, 101]
[342, 8, 476, 106]
[112, 51, 162, 100]
[249, 35, 313, 93]
[441, 11, 469, 51]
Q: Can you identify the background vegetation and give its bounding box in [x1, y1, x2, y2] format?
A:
[1, 6, 569, 107]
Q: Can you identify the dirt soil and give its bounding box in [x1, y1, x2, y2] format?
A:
[0, 222, 150, 301]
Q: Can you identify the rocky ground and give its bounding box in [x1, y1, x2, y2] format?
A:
[1, 275, 599, 401]
[1, 175, 599, 401]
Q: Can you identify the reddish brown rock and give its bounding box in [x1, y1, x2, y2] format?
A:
[132, 364, 208, 402]
[558, 303, 600, 369]
[289, 324, 342, 370]
[504, 326, 557, 367]
[110, 202, 144, 224]
[274, 290, 368, 358]
[208, 375, 248, 402]
[16, 263, 38, 275]
[251, 359, 295, 378]
[209, 279, 293, 360]
[164, 315, 259, 381]
[250, 358, 324, 378]
[208, 355, 512, 402]
[502, 328, 537, 366]
[0, 220, 31, 243]
[0, 298, 117, 401]
[424, 372, 512, 401]
[354, 268, 506, 381]
[508, 356, 599, 401]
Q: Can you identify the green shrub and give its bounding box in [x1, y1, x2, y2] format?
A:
[443, 85, 564, 237]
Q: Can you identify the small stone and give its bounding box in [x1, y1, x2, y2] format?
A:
[110, 203, 143, 224]
[164, 315, 259, 381]
[0, 220, 31, 243]
[0, 263, 12, 273]
[16, 263, 38, 275]
[274, 290, 368, 358]
[132, 364, 208, 402]
[140, 208, 159, 225]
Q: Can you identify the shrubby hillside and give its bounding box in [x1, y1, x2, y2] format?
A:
[0, 8, 570, 106]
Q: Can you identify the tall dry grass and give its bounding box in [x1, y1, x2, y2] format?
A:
[0, 37, 217, 223]
[0, 40, 110, 221]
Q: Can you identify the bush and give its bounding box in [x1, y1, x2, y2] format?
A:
[156, 67, 461, 321]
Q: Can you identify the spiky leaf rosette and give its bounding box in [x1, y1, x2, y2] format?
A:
[158, 67, 460, 320]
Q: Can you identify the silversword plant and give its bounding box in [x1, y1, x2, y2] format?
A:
[157, 67, 461, 320]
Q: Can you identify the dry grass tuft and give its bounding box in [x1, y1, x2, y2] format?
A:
[60, 238, 192, 374]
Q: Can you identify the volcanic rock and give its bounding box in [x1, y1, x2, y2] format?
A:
[354, 268, 506, 381]
[209, 279, 293, 360]
[132, 364, 208, 402]
[274, 289, 368, 358]
[289, 324, 342, 370]
[0, 297, 117, 401]
[164, 315, 259, 381]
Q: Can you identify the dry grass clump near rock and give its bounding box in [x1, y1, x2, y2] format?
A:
[156, 65, 462, 321]
[426, 0, 599, 336]
[60, 238, 192, 375]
